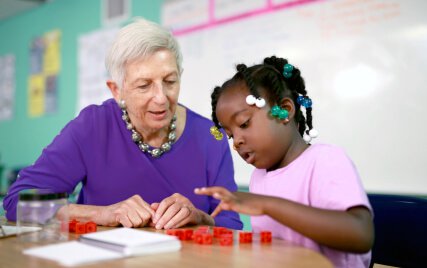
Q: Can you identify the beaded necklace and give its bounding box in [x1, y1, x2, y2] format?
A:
[120, 107, 177, 158]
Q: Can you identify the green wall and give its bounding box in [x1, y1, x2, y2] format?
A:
[0, 0, 162, 190]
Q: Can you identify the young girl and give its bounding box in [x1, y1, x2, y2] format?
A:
[195, 56, 374, 268]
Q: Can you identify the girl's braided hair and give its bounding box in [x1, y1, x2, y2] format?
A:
[211, 56, 314, 137]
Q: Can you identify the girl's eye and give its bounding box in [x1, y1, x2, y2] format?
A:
[225, 132, 233, 140]
[240, 119, 250, 129]
[165, 80, 177, 84]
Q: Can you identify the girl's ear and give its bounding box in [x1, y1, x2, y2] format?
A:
[279, 97, 296, 123]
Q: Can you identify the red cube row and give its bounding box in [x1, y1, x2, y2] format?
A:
[69, 219, 97, 234]
[165, 227, 272, 245]
[166, 229, 194, 241]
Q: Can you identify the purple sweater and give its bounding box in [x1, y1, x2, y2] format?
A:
[3, 99, 242, 229]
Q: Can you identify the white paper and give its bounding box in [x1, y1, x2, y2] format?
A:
[0, 225, 42, 237]
[81, 227, 178, 247]
[77, 27, 119, 114]
[23, 228, 181, 266]
[23, 241, 122, 266]
[0, 54, 15, 121]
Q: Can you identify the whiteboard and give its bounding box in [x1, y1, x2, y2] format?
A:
[173, 0, 427, 194]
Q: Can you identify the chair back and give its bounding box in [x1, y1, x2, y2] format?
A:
[368, 193, 427, 267]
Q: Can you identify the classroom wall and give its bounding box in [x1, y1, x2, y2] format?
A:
[0, 0, 162, 190]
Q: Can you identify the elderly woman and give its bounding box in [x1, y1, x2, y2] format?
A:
[3, 18, 242, 230]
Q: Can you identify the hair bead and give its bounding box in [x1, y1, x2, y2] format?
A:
[283, 63, 294, 78]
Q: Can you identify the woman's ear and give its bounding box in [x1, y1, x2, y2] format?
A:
[106, 80, 121, 102]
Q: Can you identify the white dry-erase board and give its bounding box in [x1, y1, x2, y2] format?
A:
[169, 0, 427, 194]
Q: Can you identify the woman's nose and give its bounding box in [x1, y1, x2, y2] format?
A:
[152, 83, 167, 104]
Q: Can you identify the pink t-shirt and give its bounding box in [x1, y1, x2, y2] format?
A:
[249, 143, 372, 268]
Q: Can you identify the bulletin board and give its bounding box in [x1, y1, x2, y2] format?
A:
[162, 0, 427, 194]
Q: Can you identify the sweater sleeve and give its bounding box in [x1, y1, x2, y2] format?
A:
[207, 132, 243, 230]
[3, 112, 90, 221]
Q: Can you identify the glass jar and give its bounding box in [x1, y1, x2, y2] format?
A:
[17, 189, 69, 243]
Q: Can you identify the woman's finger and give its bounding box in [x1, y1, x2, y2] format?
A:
[117, 214, 133, 228]
[164, 206, 192, 229]
[153, 196, 175, 224]
[155, 202, 181, 229]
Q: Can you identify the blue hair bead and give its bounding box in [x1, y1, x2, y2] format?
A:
[304, 99, 312, 108]
[297, 95, 304, 105]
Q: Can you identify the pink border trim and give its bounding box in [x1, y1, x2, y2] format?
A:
[172, 0, 322, 36]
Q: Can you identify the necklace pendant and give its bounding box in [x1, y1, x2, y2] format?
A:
[168, 132, 176, 142]
[121, 106, 176, 158]
[132, 132, 141, 142]
[161, 142, 171, 152]
[151, 148, 162, 158]
[139, 143, 149, 152]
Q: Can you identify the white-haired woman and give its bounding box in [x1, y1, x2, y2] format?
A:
[3, 18, 242, 230]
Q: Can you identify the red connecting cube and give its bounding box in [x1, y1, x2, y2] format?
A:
[166, 229, 176, 236]
[193, 230, 205, 244]
[260, 231, 272, 243]
[175, 230, 185, 240]
[69, 219, 79, 233]
[85, 221, 97, 233]
[75, 222, 87, 234]
[239, 231, 253, 243]
[213, 227, 226, 238]
[166, 229, 185, 240]
[219, 233, 233, 246]
[201, 233, 213, 245]
[196, 226, 210, 233]
[222, 229, 232, 235]
[182, 229, 194, 240]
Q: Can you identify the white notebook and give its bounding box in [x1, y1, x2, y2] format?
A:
[23, 228, 181, 266]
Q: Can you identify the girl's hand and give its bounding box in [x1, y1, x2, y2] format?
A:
[194, 187, 264, 217]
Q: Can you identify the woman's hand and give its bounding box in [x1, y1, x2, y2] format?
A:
[194, 187, 265, 216]
[97, 195, 156, 227]
[152, 193, 214, 229]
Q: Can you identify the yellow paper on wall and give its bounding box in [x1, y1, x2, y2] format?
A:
[28, 75, 45, 117]
[43, 30, 61, 76]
